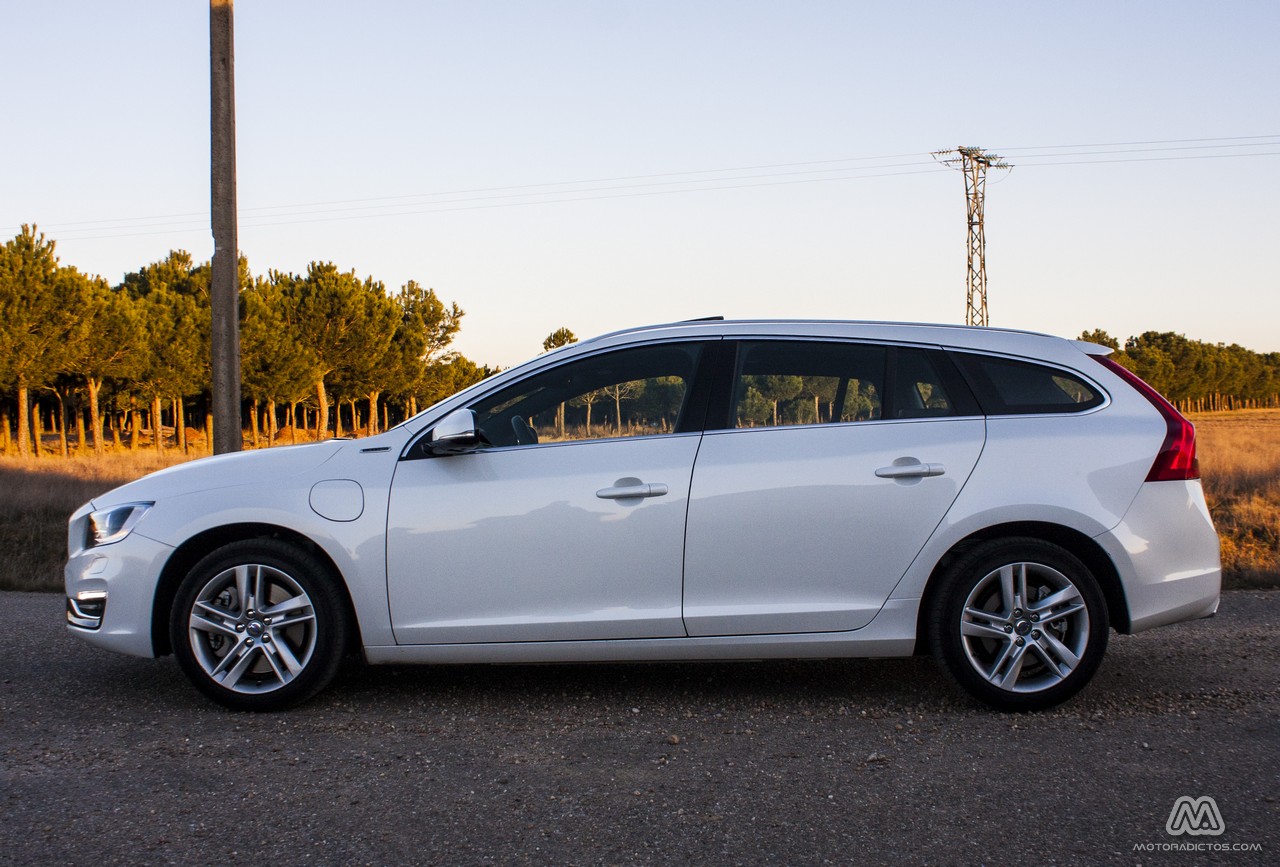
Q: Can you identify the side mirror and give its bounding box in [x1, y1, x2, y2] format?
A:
[426, 408, 483, 455]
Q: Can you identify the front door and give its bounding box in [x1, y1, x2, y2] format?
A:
[386, 341, 708, 645]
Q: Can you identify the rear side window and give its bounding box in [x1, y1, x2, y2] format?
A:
[952, 352, 1104, 415]
[733, 341, 885, 428]
[728, 341, 977, 429]
[893, 348, 964, 419]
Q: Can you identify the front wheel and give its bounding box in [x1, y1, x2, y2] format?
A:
[928, 538, 1109, 711]
[170, 539, 349, 711]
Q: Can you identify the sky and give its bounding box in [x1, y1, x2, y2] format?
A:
[2, 1, 1277, 368]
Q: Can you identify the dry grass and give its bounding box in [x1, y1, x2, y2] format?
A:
[3, 413, 1277, 593]
[0, 451, 192, 592]
[1193, 410, 1280, 589]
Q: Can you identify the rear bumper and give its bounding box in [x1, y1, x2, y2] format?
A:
[1098, 479, 1221, 633]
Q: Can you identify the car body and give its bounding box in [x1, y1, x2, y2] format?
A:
[65, 319, 1221, 711]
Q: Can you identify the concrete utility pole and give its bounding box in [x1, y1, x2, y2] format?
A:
[932, 146, 1011, 327]
[210, 0, 242, 453]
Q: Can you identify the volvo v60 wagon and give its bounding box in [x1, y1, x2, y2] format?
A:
[66, 320, 1221, 711]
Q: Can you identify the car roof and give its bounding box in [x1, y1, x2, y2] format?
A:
[572, 318, 1102, 363]
[404, 318, 1109, 432]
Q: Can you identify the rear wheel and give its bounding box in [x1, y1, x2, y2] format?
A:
[170, 539, 349, 711]
[928, 538, 1109, 711]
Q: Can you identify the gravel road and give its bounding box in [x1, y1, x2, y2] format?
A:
[2, 591, 1277, 866]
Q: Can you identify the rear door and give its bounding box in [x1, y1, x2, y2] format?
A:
[682, 340, 985, 636]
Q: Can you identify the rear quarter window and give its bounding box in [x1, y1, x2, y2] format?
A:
[951, 352, 1105, 415]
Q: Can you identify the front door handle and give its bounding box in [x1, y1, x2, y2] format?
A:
[596, 482, 669, 500]
[875, 462, 945, 479]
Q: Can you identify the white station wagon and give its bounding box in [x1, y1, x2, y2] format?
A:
[65, 320, 1221, 711]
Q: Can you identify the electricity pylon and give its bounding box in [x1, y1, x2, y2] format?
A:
[933, 146, 1011, 326]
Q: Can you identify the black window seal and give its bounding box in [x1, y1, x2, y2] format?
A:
[925, 348, 983, 417]
[691, 339, 737, 433]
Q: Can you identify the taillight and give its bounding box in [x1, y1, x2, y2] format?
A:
[1094, 356, 1199, 481]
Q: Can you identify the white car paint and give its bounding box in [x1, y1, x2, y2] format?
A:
[64, 319, 1222, 709]
[682, 418, 984, 635]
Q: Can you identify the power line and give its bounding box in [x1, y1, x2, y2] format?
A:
[8, 136, 1278, 240]
[994, 151, 1280, 168]
[21, 149, 937, 231]
[995, 133, 1280, 151]
[40, 166, 956, 241]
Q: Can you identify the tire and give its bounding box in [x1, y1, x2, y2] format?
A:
[170, 539, 350, 711]
[927, 537, 1109, 712]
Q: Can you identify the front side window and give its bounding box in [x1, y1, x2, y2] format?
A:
[468, 343, 703, 447]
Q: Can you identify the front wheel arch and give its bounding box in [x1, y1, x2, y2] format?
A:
[169, 537, 351, 710]
[151, 523, 359, 657]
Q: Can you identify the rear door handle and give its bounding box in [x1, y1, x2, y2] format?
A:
[875, 462, 945, 479]
[596, 483, 669, 500]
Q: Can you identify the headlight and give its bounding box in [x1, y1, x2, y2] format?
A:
[86, 502, 153, 548]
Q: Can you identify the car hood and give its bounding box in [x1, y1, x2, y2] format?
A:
[92, 441, 348, 508]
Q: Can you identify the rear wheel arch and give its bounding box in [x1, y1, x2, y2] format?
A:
[151, 523, 358, 657]
[916, 521, 1131, 653]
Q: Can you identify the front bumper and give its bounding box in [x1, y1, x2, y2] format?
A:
[1099, 479, 1222, 633]
[64, 531, 175, 658]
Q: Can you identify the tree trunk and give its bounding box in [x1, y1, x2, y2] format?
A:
[151, 395, 164, 452]
[76, 401, 87, 452]
[0, 407, 9, 455]
[16, 380, 32, 458]
[382, 401, 388, 433]
[33, 399, 44, 458]
[267, 399, 278, 445]
[367, 391, 380, 437]
[315, 380, 329, 440]
[249, 401, 260, 449]
[334, 398, 344, 438]
[614, 392, 623, 436]
[289, 401, 298, 445]
[205, 412, 213, 453]
[56, 390, 70, 457]
[32, 397, 44, 458]
[175, 396, 186, 454]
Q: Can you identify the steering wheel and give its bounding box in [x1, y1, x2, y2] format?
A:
[511, 416, 539, 446]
